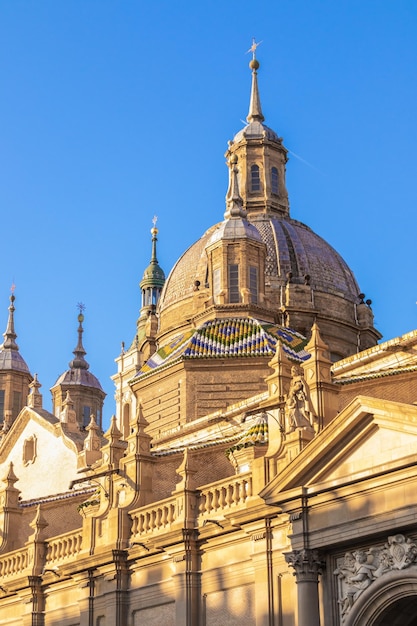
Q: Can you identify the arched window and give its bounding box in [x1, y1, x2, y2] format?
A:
[251, 164, 261, 192]
[271, 167, 279, 194]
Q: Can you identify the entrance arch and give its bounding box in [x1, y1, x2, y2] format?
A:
[373, 595, 417, 625]
[344, 570, 417, 626]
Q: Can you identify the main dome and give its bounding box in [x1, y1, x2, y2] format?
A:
[160, 215, 359, 314]
[154, 53, 380, 360]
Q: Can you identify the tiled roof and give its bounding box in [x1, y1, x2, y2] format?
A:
[137, 318, 310, 378]
[226, 413, 268, 455]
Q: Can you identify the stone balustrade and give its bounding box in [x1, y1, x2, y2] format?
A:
[198, 473, 252, 519]
[131, 495, 178, 539]
[0, 547, 29, 578]
[0, 475, 253, 577]
[46, 530, 83, 565]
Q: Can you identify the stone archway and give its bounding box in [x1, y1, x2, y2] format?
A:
[344, 570, 417, 626]
[372, 595, 417, 625]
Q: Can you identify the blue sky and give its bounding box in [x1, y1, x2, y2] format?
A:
[0, 1, 416, 426]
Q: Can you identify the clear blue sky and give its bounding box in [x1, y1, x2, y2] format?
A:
[1, 1, 416, 427]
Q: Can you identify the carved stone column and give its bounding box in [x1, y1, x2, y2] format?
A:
[285, 548, 324, 626]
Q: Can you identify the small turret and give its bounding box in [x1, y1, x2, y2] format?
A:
[51, 306, 105, 429]
[0, 291, 32, 432]
[135, 218, 165, 354]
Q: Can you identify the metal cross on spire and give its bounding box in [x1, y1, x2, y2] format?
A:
[152, 215, 158, 227]
[77, 302, 86, 314]
[247, 38, 263, 60]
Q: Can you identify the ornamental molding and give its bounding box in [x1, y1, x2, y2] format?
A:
[251, 531, 266, 542]
[285, 548, 325, 581]
[334, 533, 417, 622]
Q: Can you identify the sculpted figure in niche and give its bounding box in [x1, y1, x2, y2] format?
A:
[285, 365, 315, 433]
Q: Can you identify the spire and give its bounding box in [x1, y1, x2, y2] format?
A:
[150, 215, 159, 266]
[225, 155, 246, 219]
[2, 293, 18, 351]
[140, 218, 165, 310]
[247, 39, 264, 123]
[27, 373, 43, 409]
[69, 304, 89, 370]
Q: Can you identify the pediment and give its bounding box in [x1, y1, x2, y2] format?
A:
[0, 407, 81, 463]
[261, 395, 417, 504]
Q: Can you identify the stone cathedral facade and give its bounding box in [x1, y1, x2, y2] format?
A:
[0, 51, 416, 626]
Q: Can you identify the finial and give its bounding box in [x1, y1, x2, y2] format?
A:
[247, 38, 262, 65]
[225, 155, 246, 219]
[69, 304, 89, 370]
[28, 373, 43, 409]
[150, 217, 159, 263]
[246, 38, 265, 123]
[1, 289, 19, 351]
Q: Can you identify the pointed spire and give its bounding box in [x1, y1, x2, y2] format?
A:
[150, 215, 159, 266]
[247, 39, 264, 123]
[2, 293, 18, 351]
[140, 218, 165, 290]
[27, 373, 43, 409]
[69, 304, 89, 370]
[225, 155, 246, 219]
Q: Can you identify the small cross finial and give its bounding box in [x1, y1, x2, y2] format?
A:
[247, 38, 262, 60]
[10, 283, 15, 294]
[152, 215, 158, 227]
[77, 302, 86, 314]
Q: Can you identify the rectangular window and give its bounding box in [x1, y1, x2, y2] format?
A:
[249, 266, 258, 304]
[271, 167, 279, 194]
[228, 264, 240, 303]
[0, 390, 4, 422]
[213, 268, 221, 303]
[83, 405, 91, 427]
[12, 391, 21, 419]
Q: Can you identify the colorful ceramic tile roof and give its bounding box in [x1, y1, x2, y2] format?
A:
[226, 413, 268, 455]
[137, 317, 310, 378]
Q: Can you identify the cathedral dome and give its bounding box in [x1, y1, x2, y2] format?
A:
[158, 214, 360, 322]
[156, 51, 380, 359]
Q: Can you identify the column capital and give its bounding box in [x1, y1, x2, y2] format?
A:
[285, 548, 325, 582]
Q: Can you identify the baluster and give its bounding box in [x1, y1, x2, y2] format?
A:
[207, 490, 214, 513]
[232, 481, 239, 505]
[199, 492, 207, 515]
[212, 488, 219, 512]
[168, 503, 175, 524]
[219, 486, 227, 509]
[226, 483, 233, 507]
[155, 507, 162, 529]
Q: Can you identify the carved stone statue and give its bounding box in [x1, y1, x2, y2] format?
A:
[285, 366, 315, 433]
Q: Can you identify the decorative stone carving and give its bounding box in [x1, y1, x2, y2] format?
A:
[285, 548, 324, 582]
[334, 533, 417, 621]
[284, 366, 316, 433]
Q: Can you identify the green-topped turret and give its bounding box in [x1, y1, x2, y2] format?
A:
[140, 217, 165, 314]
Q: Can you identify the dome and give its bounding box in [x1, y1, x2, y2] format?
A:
[0, 349, 30, 374]
[53, 367, 103, 391]
[233, 121, 280, 143]
[159, 215, 359, 318]
[153, 52, 380, 358]
[207, 217, 262, 246]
